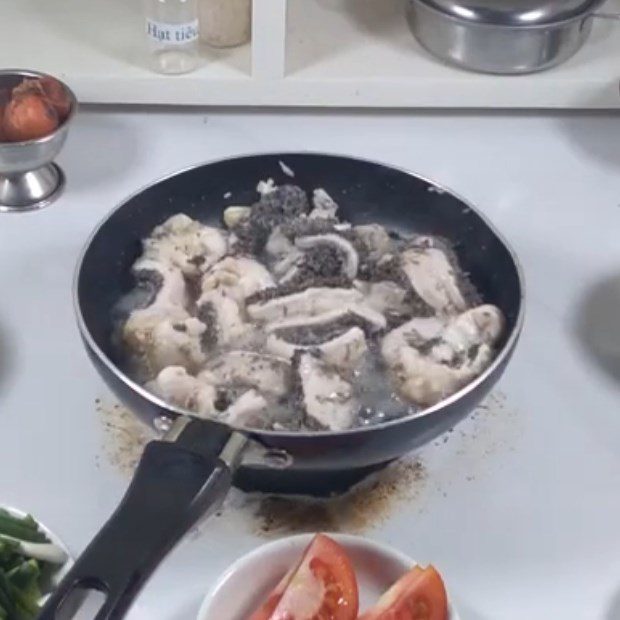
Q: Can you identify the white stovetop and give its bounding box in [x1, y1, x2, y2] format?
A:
[0, 108, 619, 620]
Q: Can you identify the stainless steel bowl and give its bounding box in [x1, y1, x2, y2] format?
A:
[406, 0, 618, 75]
[0, 69, 77, 212]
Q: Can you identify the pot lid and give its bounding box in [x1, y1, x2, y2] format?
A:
[420, 0, 602, 26]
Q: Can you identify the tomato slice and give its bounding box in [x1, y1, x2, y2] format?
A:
[249, 534, 359, 620]
[249, 561, 302, 620]
[358, 565, 448, 620]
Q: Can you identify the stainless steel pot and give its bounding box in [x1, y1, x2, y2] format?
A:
[406, 0, 619, 74]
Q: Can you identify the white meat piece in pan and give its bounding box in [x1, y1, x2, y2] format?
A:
[381, 305, 504, 406]
[206, 351, 291, 397]
[382, 305, 504, 367]
[146, 366, 217, 416]
[400, 240, 468, 315]
[142, 214, 227, 276]
[393, 345, 494, 407]
[219, 389, 269, 427]
[124, 307, 185, 358]
[257, 178, 277, 196]
[381, 315, 444, 367]
[294, 234, 359, 280]
[196, 290, 252, 349]
[432, 305, 505, 365]
[123, 300, 190, 360]
[353, 280, 410, 316]
[200, 256, 275, 305]
[265, 304, 386, 335]
[353, 224, 393, 260]
[265, 227, 296, 261]
[296, 353, 358, 431]
[136, 317, 207, 376]
[247, 287, 364, 323]
[279, 230, 361, 284]
[123, 259, 199, 372]
[130, 257, 188, 312]
[267, 326, 367, 370]
[309, 188, 339, 220]
[265, 227, 304, 280]
[223, 206, 251, 229]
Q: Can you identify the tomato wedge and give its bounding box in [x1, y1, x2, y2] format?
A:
[249, 557, 304, 620]
[249, 534, 359, 620]
[358, 565, 448, 620]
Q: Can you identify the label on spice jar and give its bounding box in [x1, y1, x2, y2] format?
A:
[146, 19, 199, 45]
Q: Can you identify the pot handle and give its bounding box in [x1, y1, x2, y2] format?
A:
[38, 419, 245, 620]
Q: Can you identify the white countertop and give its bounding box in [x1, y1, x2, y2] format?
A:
[0, 107, 619, 620]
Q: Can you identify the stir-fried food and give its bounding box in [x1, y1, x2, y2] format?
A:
[117, 179, 505, 431]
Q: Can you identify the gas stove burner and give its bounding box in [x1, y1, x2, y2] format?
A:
[233, 461, 394, 497]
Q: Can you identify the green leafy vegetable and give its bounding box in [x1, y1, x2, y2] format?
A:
[0, 572, 16, 618]
[0, 512, 46, 544]
[0, 511, 60, 619]
[7, 561, 41, 603]
[0, 541, 19, 566]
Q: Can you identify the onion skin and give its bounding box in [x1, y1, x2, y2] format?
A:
[39, 77, 72, 121]
[0, 89, 8, 140]
[3, 93, 59, 142]
[11, 78, 41, 99]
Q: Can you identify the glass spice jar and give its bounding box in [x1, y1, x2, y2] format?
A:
[198, 0, 252, 48]
[145, 0, 200, 74]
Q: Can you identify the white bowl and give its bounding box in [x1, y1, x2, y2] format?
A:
[3, 505, 73, 603]
[197, 533, 460, 620]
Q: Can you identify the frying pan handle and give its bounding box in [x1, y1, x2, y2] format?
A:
[38, 430, 236, 619]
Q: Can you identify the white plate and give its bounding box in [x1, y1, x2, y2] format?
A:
[197, 533, 460, 620]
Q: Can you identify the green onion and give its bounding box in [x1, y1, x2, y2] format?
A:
[0, 512, 46, 544]
[0, 511, 61, 618]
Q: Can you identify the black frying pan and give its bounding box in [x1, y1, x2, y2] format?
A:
[40, 153, 524, 619]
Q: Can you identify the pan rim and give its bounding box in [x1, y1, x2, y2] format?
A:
[73, 151, 526, 439]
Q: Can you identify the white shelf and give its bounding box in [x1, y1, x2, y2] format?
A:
[285, 0, 620, 108]
[1, 0, 619, 108]
[1, 0, 252, 105]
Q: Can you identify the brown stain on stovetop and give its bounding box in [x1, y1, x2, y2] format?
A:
[95, 397, 429, 534]
[97, 389, 520, 535]
[96, 399, 154, 476]
[246, 459, 427, 537]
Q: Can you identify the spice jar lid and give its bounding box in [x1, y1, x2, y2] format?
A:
[419, 0, 603, 26]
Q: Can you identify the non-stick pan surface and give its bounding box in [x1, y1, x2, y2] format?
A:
[41, 154, 523, 619]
